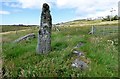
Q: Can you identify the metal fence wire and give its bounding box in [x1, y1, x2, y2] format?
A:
[90, 26, 118, 35]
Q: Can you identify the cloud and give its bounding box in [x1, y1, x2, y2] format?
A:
[3, 0, 54, 9]
[3, 0, 119, 18]
[0, 10, 10, 15]
[18, 0, 57, 9]
[119, 1, 120, 16]
[19, 0, 119, 18]
[0, 0, 17, 2]
[4, 2, 21, 8]
[56, 0, 119, 18]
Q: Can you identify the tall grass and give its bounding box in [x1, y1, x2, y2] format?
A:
[1, 25, 30, 32]
[2, 25, 118, 77]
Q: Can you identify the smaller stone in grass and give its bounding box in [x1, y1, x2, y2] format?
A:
[76, 42, 85, 48]
[73, 50, 84, 56]
[72, 59, 88, 70]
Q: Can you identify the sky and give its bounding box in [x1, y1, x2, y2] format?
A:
[0, 0, 119, 25]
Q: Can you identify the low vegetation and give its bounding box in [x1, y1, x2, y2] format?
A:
[102, 15, 119, 21]
[2, 20, 118, 77]
[1, 25, 36, 33]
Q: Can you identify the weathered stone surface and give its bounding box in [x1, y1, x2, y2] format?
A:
[71, 41, 90, 70]
[74, 42, 85, 48]
[72, 59, 88, 70]
[73, 50, 84, 56]
[36, 3, 52, 54]
[13, 33, 35, 43]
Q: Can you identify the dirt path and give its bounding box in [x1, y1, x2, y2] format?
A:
[0, 29, 31, 35]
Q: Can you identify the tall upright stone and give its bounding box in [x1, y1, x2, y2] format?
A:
[36, 3, 52, 54]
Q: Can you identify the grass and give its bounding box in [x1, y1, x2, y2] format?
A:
[2, 23, 118, 77]
[61, 20, 118, 27]
[0, 25, 36, 32]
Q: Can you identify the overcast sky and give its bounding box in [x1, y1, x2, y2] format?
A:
[0, 0, 119, 25]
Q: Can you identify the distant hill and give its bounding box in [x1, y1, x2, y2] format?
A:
[55, 19, 118, 27]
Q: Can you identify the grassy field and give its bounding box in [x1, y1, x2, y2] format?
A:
[1, 20, 118, 77]
[0, 25, 36, 33]
[59, 20, 118, 27]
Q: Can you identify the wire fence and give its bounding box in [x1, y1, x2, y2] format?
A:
[89, 26, 118, 36]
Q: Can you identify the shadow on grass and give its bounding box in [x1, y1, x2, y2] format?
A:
[51, 42, 68, 51]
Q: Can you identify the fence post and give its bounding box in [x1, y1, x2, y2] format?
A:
[88, 26, 96, 34]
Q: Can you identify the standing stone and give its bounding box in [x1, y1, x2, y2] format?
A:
[36, 3, 52, 54]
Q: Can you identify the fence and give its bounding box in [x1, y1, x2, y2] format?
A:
[89, 26, 118, 36]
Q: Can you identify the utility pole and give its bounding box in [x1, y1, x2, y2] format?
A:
[110, 8, 116, 21]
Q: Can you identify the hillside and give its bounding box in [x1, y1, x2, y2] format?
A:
[1, 20, 118, 77]
[56, 20, 118, 27]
